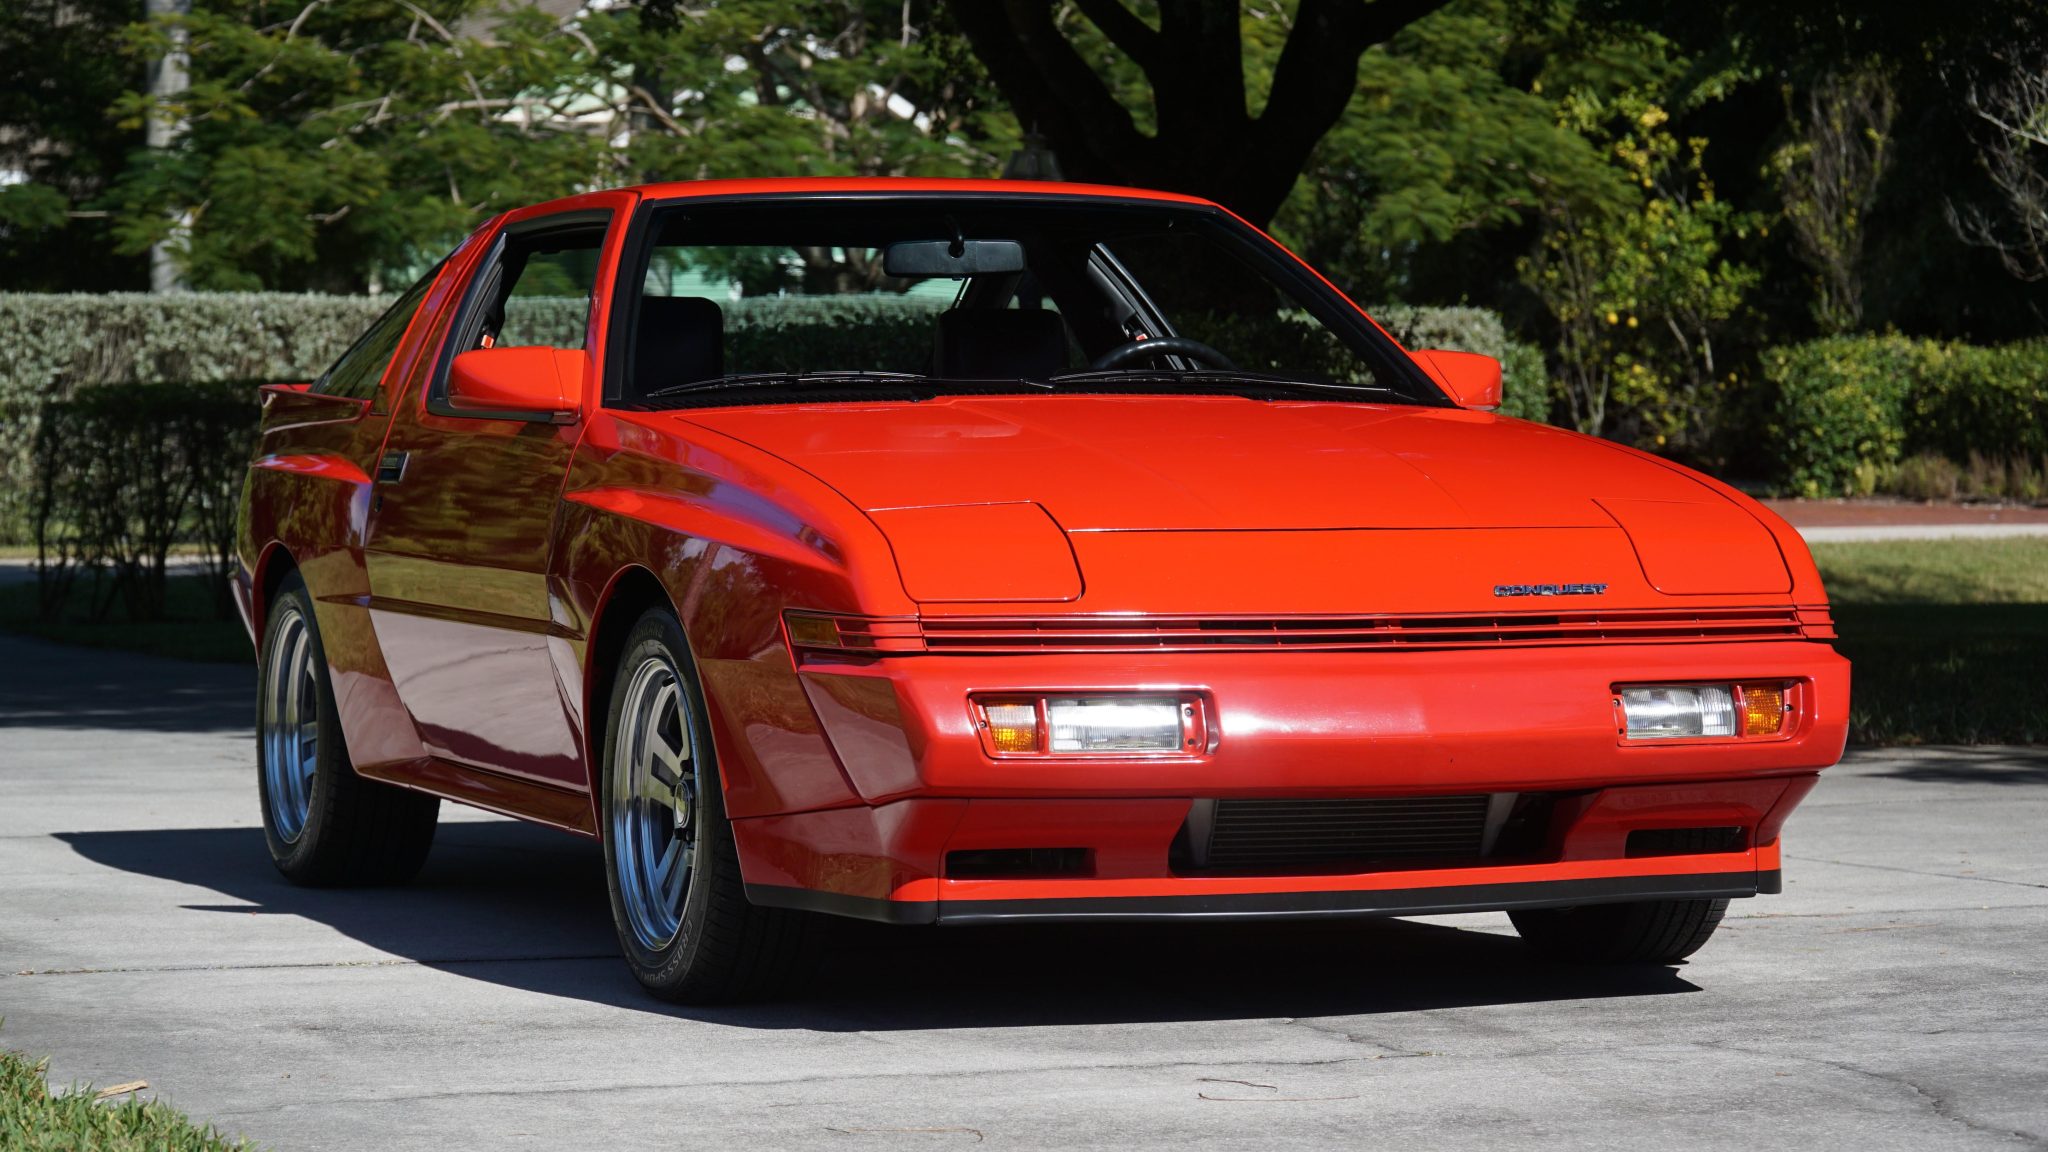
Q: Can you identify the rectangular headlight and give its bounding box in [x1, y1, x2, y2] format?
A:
[1047, 696, 1184, 752]
[1621, 684, 1735, 739]
[1618, 682, 1796, 741]
[972, 693, 1205, 756]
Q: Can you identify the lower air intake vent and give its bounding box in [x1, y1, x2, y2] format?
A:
[1626, 827, 1747, 858]
[1202, 795, 1492, 871]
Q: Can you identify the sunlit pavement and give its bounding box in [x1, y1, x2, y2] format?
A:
[2, 633, 2043, 1150]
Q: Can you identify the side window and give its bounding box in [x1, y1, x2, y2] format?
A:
[464, 224, 607, 355]
[313, 264, 441, 399]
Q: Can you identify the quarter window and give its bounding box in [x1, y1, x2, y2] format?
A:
[312, 265, 442, 400]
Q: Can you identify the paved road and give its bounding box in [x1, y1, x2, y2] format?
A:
[2, 635, 2044, 1150]
[1798, 524, 2048, 543]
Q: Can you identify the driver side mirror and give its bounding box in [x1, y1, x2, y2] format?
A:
[1412, 349, 1501, 412]
[447, 346, 583, 423]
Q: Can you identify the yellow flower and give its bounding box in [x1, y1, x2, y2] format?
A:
[1605, 311, 1619, 325]
[1626, 315, 1638, 328]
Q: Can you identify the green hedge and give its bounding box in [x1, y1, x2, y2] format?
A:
[1767, 336, 2048, 497]
[30, 380, 259, 622]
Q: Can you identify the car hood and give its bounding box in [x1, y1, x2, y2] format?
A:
[678, 395, 1792, 607]
[687, 396, 1715, 529]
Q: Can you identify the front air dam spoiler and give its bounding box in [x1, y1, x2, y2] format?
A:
[745, 869, 1776, 926]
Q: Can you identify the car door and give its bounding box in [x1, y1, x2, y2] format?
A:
[364, 195, 633, 791]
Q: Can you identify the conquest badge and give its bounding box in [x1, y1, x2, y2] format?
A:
[1493, 582, 1608, 597]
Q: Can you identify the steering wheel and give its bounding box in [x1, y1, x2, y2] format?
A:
[1088, 336, 1238, 372]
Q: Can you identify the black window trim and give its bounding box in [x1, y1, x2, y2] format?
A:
[425, 207, 615, 423]
[598, 190, 1455, 410]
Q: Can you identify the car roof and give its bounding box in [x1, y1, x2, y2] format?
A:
[547, 176, 1220, 214]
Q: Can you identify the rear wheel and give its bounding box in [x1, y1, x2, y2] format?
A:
[258, 571, 439, 885]
[601, 608, 815, 1003]
[1509, 899, 1729, 964]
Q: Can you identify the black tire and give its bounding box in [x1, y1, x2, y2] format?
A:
[258, 571, 439, 886]
[1509, 898, 1730, 964]
[600, 608, 816, 1003]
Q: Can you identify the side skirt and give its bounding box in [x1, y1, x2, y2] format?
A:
[357, 756, 598, 837]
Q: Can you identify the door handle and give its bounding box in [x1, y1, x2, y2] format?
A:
[376, 450, 409, 484]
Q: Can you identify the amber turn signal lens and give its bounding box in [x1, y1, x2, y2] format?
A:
[784, 614, 843, 649]
[982, 702, 1041, 753]
[1739, 684, 1787, 737]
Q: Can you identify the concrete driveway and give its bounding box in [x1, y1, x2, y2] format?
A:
[2, 634, 2044, 1150]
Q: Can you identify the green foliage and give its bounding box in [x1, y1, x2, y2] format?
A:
[0, 292, 392, 540]
[1888, 451, 2048, 505]
[30, 380, 260, 622]
[1281, 0, 1639, 288]
[0, 0, 143, 290]
[1766, 336, 2048, 497]
[1496, 341, 1555, 422]
[1517, 78, 1765, 454]
[104, 0, 1015, 291]
[1, 1039, 252, 1150]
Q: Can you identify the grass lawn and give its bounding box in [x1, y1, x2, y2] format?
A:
[1812, 538, 2048, 745]
[1, 1042, 250, 1150]
[0, 572, 250, 664]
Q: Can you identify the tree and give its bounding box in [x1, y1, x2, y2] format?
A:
[1771, 67, 1896, 331]
[1276, 0, 1647, 302]
[1520, 92, 1761, 450]
[949, 0, 1453, 226]
[0, 0, 146, 290]
[1946, 38, 2048, 283]
[109, 0, 609, 290]
[106, 0, 1015, 291]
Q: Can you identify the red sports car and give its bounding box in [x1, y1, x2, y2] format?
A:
[238, 178, 1848, 1002]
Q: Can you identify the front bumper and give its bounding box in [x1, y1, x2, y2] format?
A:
[737, 775, 1813, 925]
[731, 639, 1846, 924]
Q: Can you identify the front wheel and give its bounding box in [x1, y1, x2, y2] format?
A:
[258, 571, 438, 885]
[1509, 899, 1729, 964]
[601, 608, 815, 1003]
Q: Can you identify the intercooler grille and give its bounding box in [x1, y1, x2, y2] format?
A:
[1203, 795, 1492, 871]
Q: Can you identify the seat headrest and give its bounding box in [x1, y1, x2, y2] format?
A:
[933, 309, 1068, 380]
[633, 296, 724, 399]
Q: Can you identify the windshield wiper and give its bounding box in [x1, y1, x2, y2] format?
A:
[646, 370, 926, 398]
[1044, 369, 1417, 402]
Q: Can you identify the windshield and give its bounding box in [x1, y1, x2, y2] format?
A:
[614, 196, 1442, 408]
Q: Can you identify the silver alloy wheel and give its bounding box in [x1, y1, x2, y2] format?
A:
[261, 604, 320, 843]
[610, 651, 698, 951]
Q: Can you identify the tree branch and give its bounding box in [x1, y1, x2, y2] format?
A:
[948, 0, 1151, 181]
[1070, 0, 1162, 75]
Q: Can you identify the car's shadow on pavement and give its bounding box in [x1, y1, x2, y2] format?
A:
[1858, 745, 2048, 786]
[59, 819, 1702, 1030]
[0, 635, 250, 732]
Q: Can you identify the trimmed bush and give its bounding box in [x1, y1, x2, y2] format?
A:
[1767, 336, 2048, 497]
[30, 380, 260, 622]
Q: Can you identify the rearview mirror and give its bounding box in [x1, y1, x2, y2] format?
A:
[1412, 349, 1502, 412]
[883, 238, 1026, 277]
[446, 346, 583, 423]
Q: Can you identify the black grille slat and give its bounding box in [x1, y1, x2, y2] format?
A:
[1204, 795, 1491, 870]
